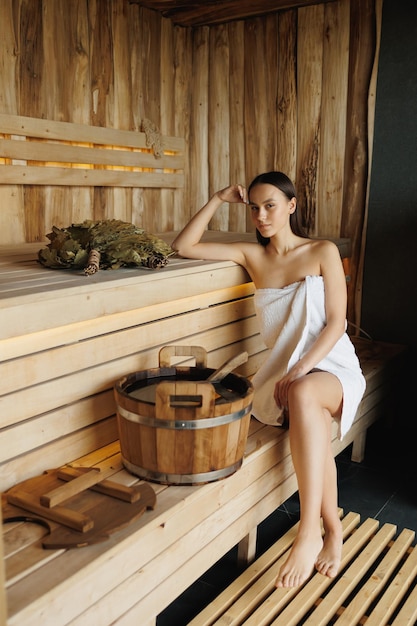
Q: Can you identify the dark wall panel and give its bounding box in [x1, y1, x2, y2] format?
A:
[362, 0, 417, 351]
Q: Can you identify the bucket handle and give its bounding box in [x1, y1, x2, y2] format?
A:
[155, 380, 215, 420]
[159, 345, 208, 369]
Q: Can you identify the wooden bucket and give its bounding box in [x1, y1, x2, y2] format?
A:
[114, 346, 254, 485]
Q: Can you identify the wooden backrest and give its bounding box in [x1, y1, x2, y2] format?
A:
[0, 114, 184, 189]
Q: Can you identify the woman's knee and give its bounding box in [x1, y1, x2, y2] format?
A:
[287, 372, 342, 418]
[287, 376, 317, 412]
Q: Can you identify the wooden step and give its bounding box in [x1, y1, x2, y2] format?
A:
[189, 511, 416, 626]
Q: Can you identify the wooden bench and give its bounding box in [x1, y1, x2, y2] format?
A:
[0, 115, 407, 623]
[1, 292, 406, 625]
[188, 509, 417, 626]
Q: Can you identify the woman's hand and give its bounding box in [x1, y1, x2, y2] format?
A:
[172, 182, 249, 262]
[273, 365, 305, 409]
[217, 184, 248, 205]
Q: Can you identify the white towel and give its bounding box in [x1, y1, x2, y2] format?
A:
[251, 275, 366, 439]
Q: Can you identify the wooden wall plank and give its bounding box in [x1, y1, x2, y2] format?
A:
[265, 12, 280, 169]
[208, 24, 230, 230]
[0, 166, 184, 187]
[244, 17, 271, 183]
[353, 0, 383, 328]
[0, 1, 25, 244]
[137, 7, 163, 233]
[0, 138, 184, 169]
[89, 0, 113, 128]
[189, 26, 210, 219]
[296, 3, 324, 234]
[276, 10, 297, 179]
[0, 1, 19, 115]
[172, 25, 192, 230]
[129, 4, 147, 228]
[342, 0, 379, 325]
[317, 0, 350, 236]
[0, 0, 382, 328]
[228, 20, 247, 232]
[0, 114, 183, 150]
[108, 0, 133, 222]
[160, 16, 176, 231]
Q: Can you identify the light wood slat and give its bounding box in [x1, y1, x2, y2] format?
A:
[364, 543, 417, 626]
[0, 112, 184, 190]
[0, 297, 257, 395]
[187, 511, 358, 626]
[0, 165, 184, 188]
[262, 517, 380, 626]
[189, 515, 416, 626]
[0, 263, 250, 339]
[0, 506, 6, 625]
[0, 113, 184, 152]
[201, 514, 350, 626]
[5, 543, 65, 589]
[0, 281, 255, 360]
[390, 578, 417, 625]
[0, 318, 259, 430]
[1, 419, 119, 495]
[212, 537, 298, 625]
[0, 138, 184, 169]
[0, 391, 115, 463]
[303, 523, 397, 626]
[193, 543, 288, 626]
[334, 529, 415, 626]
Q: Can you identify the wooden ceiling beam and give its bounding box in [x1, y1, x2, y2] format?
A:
[130, 0, 337, 27]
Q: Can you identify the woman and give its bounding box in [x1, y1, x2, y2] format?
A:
[172, 171, 365, 588]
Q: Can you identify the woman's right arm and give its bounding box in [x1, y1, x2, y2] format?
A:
[171, 184, 247, 263]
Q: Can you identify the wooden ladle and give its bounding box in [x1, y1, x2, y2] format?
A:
[206, 351, 248, 383]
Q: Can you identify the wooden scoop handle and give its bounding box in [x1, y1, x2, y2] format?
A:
[206, 351, 248, 383]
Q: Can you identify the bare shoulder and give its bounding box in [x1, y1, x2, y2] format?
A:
[310, 238, 341, 260]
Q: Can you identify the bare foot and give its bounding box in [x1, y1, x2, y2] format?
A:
[275, 532, 323, 588]
[315, 522, 343, 578]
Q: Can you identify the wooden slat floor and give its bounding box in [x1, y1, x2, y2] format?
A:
[189, 510, 417, 626]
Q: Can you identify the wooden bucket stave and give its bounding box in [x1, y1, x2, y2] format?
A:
[114, 347, 253, 485]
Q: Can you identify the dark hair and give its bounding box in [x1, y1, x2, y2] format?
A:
[248, 171, 308, 245]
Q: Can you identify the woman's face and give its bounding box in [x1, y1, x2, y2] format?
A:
[248, 183, 295, 238]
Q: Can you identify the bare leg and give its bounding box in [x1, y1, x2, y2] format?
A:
[315, 430, 343, 578]
[275, 372, 342, 588]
